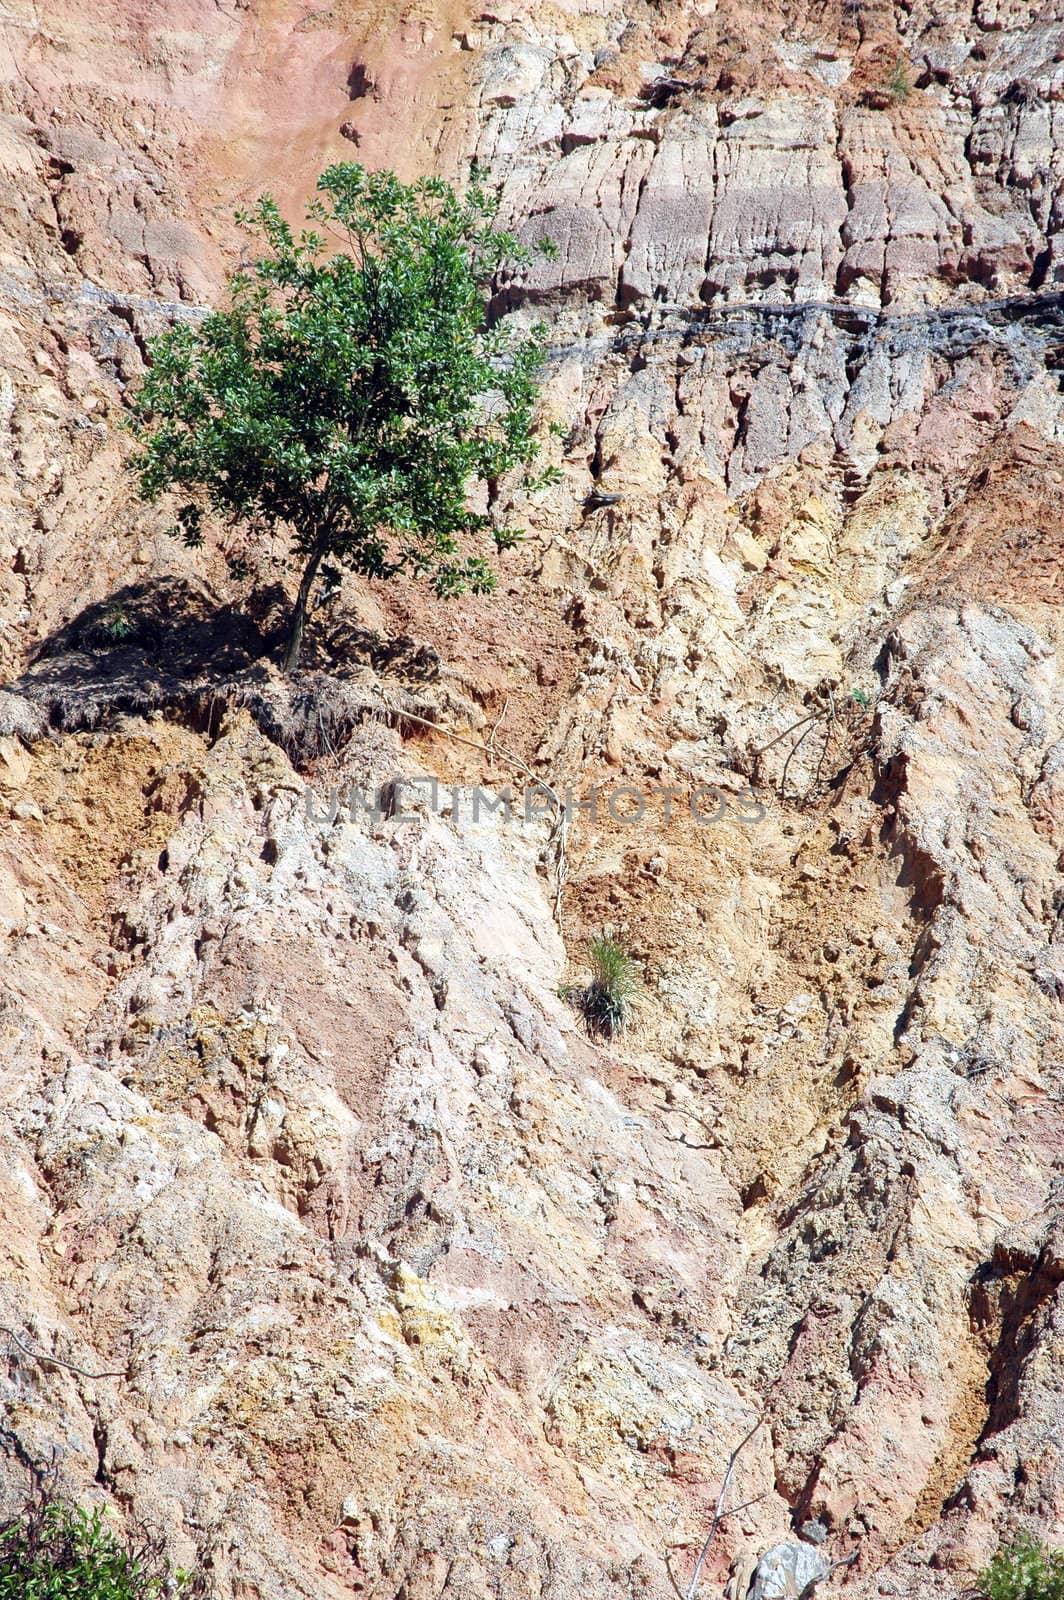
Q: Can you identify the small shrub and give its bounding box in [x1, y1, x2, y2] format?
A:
[100, 603, 133, 642]
[888, 56, 913, 100]
[0, 1495, 203, 1600]
[572, 932, 642, 1037]
[979, 1535, 1064, 1600]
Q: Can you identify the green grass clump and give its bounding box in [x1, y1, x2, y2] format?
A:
[889, 56, 913, 100]
[0, 1497, 202, 1600]
[576, 932, 642, 1037]
[979, 1535, 1064, 1600]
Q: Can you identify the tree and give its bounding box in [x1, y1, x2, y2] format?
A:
[128, 163, 555, 671]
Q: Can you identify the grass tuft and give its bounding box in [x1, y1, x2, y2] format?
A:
[570, 931, 642, 1038]
[888, 55, 913, 100]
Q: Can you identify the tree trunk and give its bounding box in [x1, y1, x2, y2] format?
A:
[283, 544, 325, 674]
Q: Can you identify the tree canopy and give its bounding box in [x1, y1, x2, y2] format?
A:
[129, 163, 555, 670]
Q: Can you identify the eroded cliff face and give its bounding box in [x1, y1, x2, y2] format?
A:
[2, 2, 1064, 1597]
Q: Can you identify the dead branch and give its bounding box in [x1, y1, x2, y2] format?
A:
[752, 682, 877, 803]
[666, 1496, 770, 1555]
[811, 686, 838, 791]
[678, 1418, 763, 1600]
[778, 716, 819, 798]
[797, 1552, 859, 1600]
[752, 711, 820, 760]
[666, 1550, 691, 1600]
[485, 696, 509, 771]
[1, 1323, 127, 1380]
[665, 1497, 771, 1599]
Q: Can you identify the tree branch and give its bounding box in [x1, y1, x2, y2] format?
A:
[798, 1552, 858, 1600]
[681, 1419, 763, 1600]
[1, 1324, 127, 1381]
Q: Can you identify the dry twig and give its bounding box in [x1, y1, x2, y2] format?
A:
[485, 696, 509, 770]
[797, 1552, 859, 1600]
[752, 684, 875, 802]
[1, 1323, 127, 1380]
[668, 1418, 763, 1600]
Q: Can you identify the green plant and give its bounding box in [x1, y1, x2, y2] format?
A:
[100, 603, 133, 642]
[0, 1495, 203, 1600]
[129, 162, 557, 672]
[571, 931, 642, 1037]
[979, 1536, 1064, 1600]
[888, 55, 912, 100]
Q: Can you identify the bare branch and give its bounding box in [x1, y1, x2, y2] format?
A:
[682, 1418, 763, 1600]
[779, 717, 819, 800]
[1, 1323, 127, 1381]
[797, 1552, 858, 1600]
[752, 711, 820, 759]
[666, 1495, 771, 1549]
[666, 1549, 691, 1600]
[812, 686, 840, 792]
[717, 1494, 770, 1523]
[486, 695, 509, 771]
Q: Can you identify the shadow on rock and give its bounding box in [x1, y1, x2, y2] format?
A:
[0, 577, 466, 768]
[34, 576, 282, 671]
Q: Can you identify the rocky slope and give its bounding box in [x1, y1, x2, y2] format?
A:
[2, 1, 1064, 1597]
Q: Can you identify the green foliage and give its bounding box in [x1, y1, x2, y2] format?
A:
[574, 932, 642, 1038]
[979, 1536, 1064, 1600]
[100, 602, 133, 641]
[128, 162, 557, 669]
[0, 1496, 201, 1600]
[888, 56, 913, 100]
[849, 685, 871, 708]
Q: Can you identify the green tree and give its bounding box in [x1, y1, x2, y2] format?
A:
[0, 1496, 201, 1600]
[129, 164, 555, 671]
